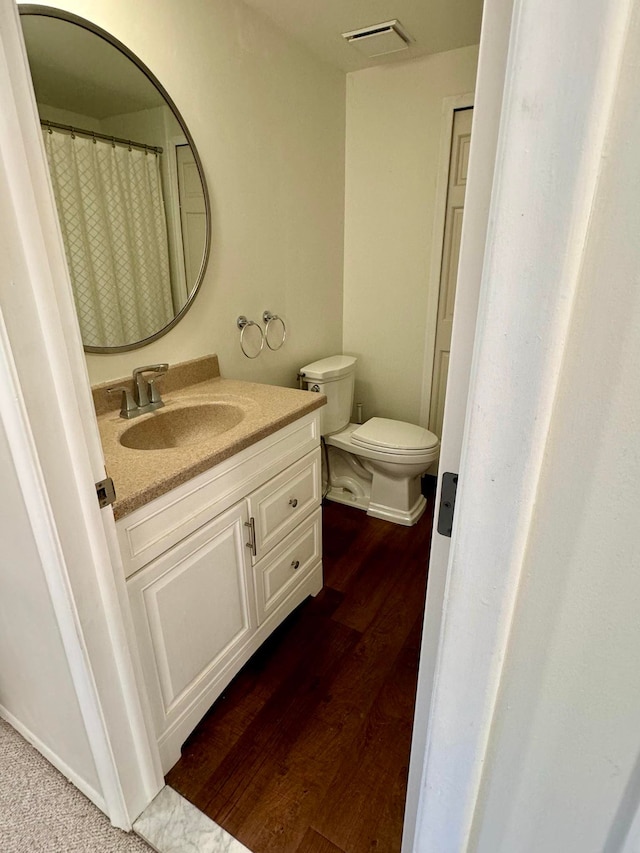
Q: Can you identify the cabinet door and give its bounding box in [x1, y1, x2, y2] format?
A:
[247, 447, 321, 561]
[127, 501, 255, 736]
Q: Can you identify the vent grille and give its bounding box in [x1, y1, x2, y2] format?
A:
[342, 20, 412, 58]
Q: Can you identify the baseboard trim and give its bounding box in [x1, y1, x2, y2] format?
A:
[0, 705, 106, 813]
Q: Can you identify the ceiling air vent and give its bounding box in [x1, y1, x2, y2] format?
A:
[342, 20, 412, 59]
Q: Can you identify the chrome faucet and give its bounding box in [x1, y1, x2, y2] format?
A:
[132, 363, 169, 410]
[107, 363, 169, 419]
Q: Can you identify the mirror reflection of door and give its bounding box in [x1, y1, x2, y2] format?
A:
[429, 107, 473, 439]
[176, 144, 207, 297]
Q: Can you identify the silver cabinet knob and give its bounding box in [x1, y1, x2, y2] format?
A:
[289, 498, 298, 508]
[291, 560, 300, 570]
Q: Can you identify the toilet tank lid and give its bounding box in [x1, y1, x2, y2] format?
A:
[300, 355, 357, 381]
[352, 417, 439, 451]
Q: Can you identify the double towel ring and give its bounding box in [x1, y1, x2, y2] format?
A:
[237, 316, 264, 359]
[236, 311, 287, 357]
[262, 310, 286, 351]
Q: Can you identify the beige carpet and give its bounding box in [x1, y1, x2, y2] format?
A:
[0, 718, 153, 852]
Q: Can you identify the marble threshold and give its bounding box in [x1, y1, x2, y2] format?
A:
[134, 786, 252, 853]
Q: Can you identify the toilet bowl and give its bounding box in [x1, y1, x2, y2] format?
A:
[299, 356, 440, 526]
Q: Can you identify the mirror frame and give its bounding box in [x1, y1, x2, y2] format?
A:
[19, 4, 212, 354]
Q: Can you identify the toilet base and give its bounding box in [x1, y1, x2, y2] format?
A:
[324, 486, 426, 526]
[324, 484, 370, 513]
[323, 442, 430, 526]
[367, 493, 427, 526]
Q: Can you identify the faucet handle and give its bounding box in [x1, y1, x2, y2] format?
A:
[107, 386, 137, 419]
[147, 375, 165, 408]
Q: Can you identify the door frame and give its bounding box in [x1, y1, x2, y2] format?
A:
[0, 0, 163, 828]
[403, 0, 515, 844]
[405, 0, 633, 849]
[166, 133, 189, 309]
[419, 92, 474, 430]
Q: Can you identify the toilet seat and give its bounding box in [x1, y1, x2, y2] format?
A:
[351, 417, 438, 456]
[327, 423, 439, 469]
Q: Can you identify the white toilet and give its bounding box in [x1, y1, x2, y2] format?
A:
[299, 355, 439, 526]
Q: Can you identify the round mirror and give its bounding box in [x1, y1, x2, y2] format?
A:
[19, 6, 211, 353]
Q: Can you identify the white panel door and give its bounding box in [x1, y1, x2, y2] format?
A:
[429, 108, 473, 439]
[176, 144, 206, 294]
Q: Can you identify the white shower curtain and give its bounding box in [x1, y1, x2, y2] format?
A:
[43, 129, 174, 348]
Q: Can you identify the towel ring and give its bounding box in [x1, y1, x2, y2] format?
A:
[236, 316, 264, 359]
[262, 310, 286, 351]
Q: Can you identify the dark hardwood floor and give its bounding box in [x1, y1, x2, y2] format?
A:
[167, 486, 435, 853]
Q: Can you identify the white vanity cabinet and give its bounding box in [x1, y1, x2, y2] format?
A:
[118, 411, 322, 772]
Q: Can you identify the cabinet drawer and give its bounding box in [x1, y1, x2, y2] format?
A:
[248, 447, 321, 561]
[254, 507, 322, 623]
[117, 412, 320, 576]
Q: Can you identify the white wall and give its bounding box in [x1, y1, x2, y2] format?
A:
[471, 6, 640, 850]
[100, 104, 176, 148]
[0, 420, 101, 798]
[38, 103, 102, 130]
[38, 0, 346, 387]
[343, 46, 478, 425]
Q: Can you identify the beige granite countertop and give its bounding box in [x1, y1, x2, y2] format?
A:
[94, 356, 325, 519]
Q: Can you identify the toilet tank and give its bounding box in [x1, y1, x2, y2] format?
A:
[299, 355, 356, 436]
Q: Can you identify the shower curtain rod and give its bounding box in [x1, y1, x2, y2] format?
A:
[41, 119, 163, 154]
